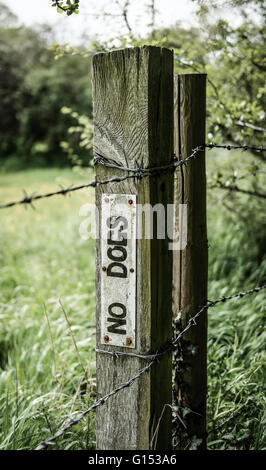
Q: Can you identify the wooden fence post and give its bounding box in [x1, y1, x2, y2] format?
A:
[93, 46, 174, 450]
[172, 74, 208, 449]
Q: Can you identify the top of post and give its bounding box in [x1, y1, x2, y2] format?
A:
[92, 45, 174, 169]
[92, 45, 173, 61]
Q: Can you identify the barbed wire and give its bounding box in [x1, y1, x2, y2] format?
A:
[205, 143, 266, 153]
[2, 139, 265, 447]
[96, 284, 266, 360]
[0, 148, 202, 210]
[208, 409, 243, 437]
[0, 143, 265, 210]
[0, 175, 136, 210]
[36, 284, 265, 450]
[36, 359, 155, 450]
[93, 145, 202, 174]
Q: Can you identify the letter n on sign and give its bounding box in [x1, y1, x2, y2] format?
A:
[101, 193, 136, 348]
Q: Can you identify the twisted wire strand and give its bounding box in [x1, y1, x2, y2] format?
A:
[0, 175, 136, 210]
[0, 149, 198, 210]
[205, 143, 266, 152]
[36, 359, 155, 450]
[1, 143, 265, 210]
[36, 284, 265, 450]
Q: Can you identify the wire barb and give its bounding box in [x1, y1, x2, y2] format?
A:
[205, 143, 266, 153]
[36, 284, 265, 450]
[1, 142, 265, 210]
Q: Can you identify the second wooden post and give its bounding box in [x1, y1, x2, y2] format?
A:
[172, 73, 208, 449]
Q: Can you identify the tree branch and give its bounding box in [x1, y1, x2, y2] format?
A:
[55, 1, 68, 12]
[209, 182, 266, 199]
[115, 0, 132, 33]
[217, 123, 266, 161]
[236, 120, 266, 133]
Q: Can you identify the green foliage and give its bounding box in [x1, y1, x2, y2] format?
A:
[60, 107, 94, 170]
[0, 163, 265, 449]
[0, 4, 92, 168]
[146, 21, 265, 153]
[206, 150, 266, 449]
[204, 21, 265, 148]
[0, 169, 96, 449]
[51, 0, 80, 16]
[193, 0, 266, 16]
[0, 0, 264, 451]
[18, 52, 93, 167]
[78, 3, 266, 156]
[1, 155, 47, 173]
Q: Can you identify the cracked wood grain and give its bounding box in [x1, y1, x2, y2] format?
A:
[173, 74, 208, 449]
[93, 46, 174, 450]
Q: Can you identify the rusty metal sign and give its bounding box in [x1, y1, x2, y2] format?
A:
[101, 193, 137, 348]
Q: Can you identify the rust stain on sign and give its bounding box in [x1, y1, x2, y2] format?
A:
[101, 193, 137, 348]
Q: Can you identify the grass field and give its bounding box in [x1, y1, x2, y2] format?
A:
[0, 153, 265, 450]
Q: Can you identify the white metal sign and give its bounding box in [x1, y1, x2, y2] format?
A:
[101, 193, 136, 348]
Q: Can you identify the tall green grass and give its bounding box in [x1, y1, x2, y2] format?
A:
[0, 152, 265, 450]
[0, 169, 96, 449]
[206, 149, 266, 449]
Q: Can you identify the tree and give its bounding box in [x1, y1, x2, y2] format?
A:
[192, 1, 266, 159]
[0, 3, 93, 168]
[0, 9, 47, 158]
[50, 0, 265, 152]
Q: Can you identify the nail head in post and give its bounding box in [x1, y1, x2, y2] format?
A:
[128, 199, 134, 206]
[104, 335, 110, 344]
[102, 266, 107, 272]
[126, 337, 133, 346]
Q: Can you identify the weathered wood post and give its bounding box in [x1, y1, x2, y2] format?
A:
[93, 46, 174, 450]
[172, 74, 208, 449]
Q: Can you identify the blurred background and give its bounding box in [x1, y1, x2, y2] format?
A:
[0, 0, 265, 451]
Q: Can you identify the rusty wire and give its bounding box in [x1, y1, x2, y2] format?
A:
[36, 284, 265, 450]
[1, 143, 265, 210]
[0, 175, 137, 210]
[0, 147, 203, 210]
[1, 137, 265, 448]
[0, 152, 194, 210]
[205, 143, 266, 153]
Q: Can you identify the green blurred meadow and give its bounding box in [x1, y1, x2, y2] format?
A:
[0, 168, 97, 450]
[0, 149, 265, 450]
